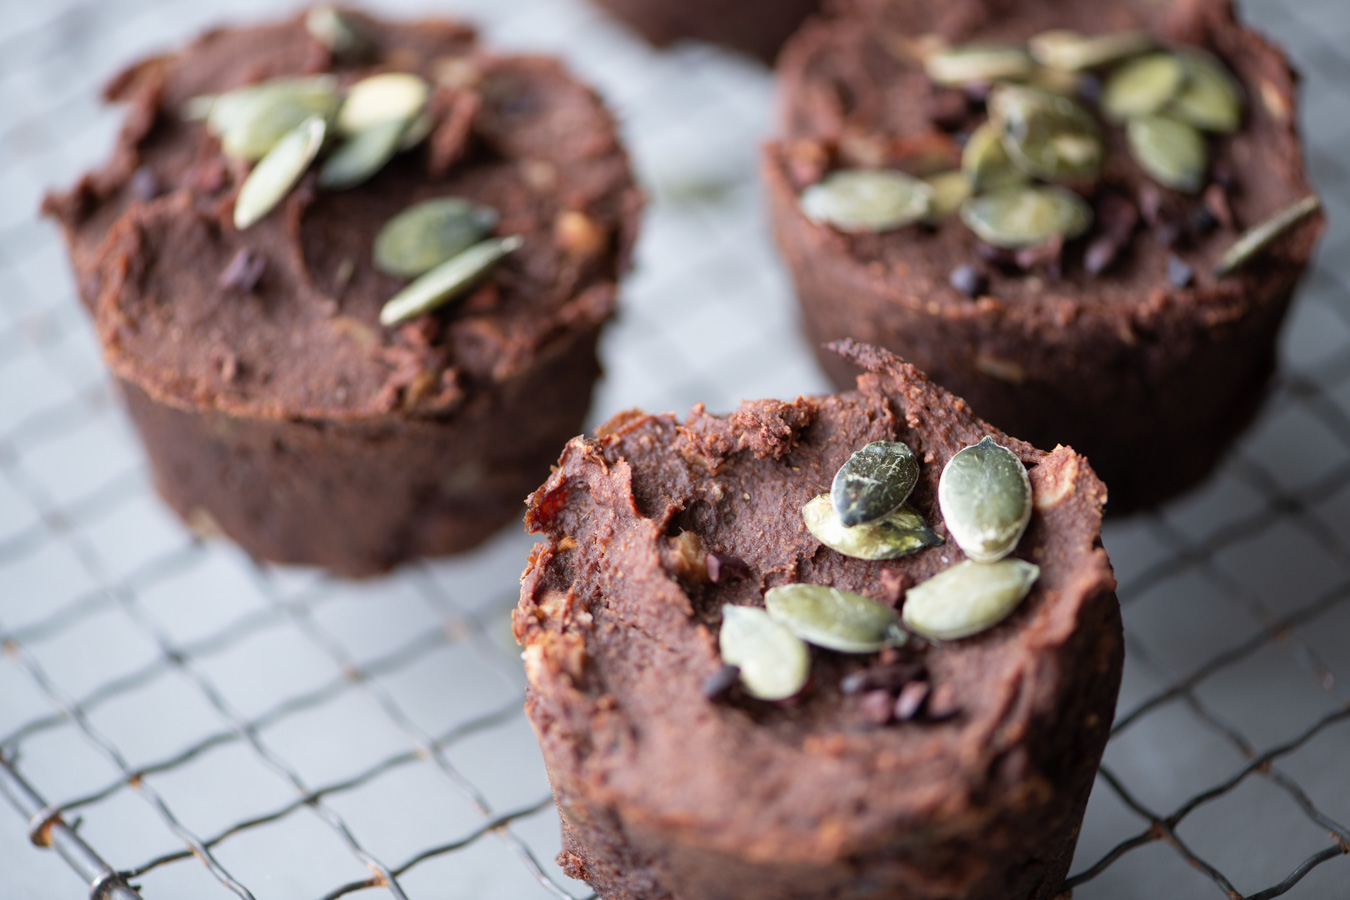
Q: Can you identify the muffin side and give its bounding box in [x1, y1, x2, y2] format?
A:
[44, 10, 642, 573]
[516, 342, 1123, 899]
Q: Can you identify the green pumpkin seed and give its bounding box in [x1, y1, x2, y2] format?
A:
[989, 84, 1102, 183]
[337, 73, 429, 137]
[1127, 114, 1208, 194]
[373, 198, 500, 278]
[831, 440, 919, 526]
[803, 495, 942, 561]
[305, 6, 371, 58]
[1028, 29, 1154, 72]
[719, 605, 810, 700]
[765, 584, 904, 653]
[959, 186, 1093, 249]
[1169, 50, 1243, 134]
[1215, 194, 1321, 277]
[962, 123, 1028, 193]
[319, 118, 407, 190]
[924, 171, 973, 220]
[211, 77, 339, 161]
[234, 115, 326, 230]
[902, 559, 1039, 640]
[1019, 65, 1086, 97]
[399, 111, 436, 150]
[182, 94, 217, 122]
[379, 235, 522, 327]
[800, 169, 933, 233]
[926, 43, 1035, 85]
[937, 436, 1032, 563]
[1102, 52, 1186, 122]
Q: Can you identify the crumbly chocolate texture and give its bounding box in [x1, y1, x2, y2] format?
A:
[43, 10, 641, 574]
[589, 0, 819, 63]
[516, 341, 1123, 900]
[764, 0, 1323, 512]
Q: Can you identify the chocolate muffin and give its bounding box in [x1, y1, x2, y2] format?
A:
[588, 0, 819, 63]
[764, 0, 1324, 512]
[43, 8, 641, 575]
[515, 340, 1123, 900]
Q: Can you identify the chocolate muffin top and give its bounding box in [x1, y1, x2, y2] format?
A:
[770, 0, 1321, 324]
[44, 9, 641, 421]
[515, 342, 1121, 861]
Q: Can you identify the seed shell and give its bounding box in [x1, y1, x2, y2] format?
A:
[378, 235, 522, 327]
[1028, 29, 1154, 72]
[1101, 52, 1185, 122]
[923, 171, 973, 221]
[305, 6, 371, 58]
[373, 198, 500, 278]
[962, 122, 1027, 193]
[989, 84, 1102, 183]
[1169, 50, 1243, 134]
[233, 115, 327, 231]
[803, 495, 943, 561]
[926, 44, 1035, 85]
[212, 78, 339, 161]
[337, 73, 429, 136]
[831, 440, 920, 526]
[902, 559, 1040, 640]
[1215, 194, 1321, 277]
[959, 186, 1093, 250]
[800, 169, 933, 233]
[937, 436, 1032, 563]
[319, 118, 407, 191]
[765, 584, 905, 654]
[1127, 114, 1208, 194]
[718, 605, 810, 701]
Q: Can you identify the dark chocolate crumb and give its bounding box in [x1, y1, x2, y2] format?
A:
[948, 264, 987, 298]
[860, 689, 895, 725]
[1077, 74, 1103, 103]
[218, 248, 266, 292]
[1084, 234, 1122, 276]
[1014, 235, 1064, 279]
[1167, 254, 1194, 288]
[976, 242, 1020, 273]
[1211, 162, 1239, 193]
[1156, 221, 1182, 248]
[702, 664, 741, 701]
[1190, 205, 1218, 236]
[841, 661, 927, 695]
[129, 166, 161, 201]
[705, 551, 752, 584]
[893, 680, 930, 721]
[927, 87, 971, 131]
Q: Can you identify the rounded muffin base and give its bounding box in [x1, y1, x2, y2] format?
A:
[119, 329, 602, 577]
[538, 581, 1121, 900]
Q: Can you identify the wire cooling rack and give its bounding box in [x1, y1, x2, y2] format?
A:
[1, 0, 1348, 897]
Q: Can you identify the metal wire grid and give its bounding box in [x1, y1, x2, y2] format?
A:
[0, 0, 1348, 897]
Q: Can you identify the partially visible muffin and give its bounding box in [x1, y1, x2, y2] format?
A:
[765, 0, 1323, 512]
[516, 341, 1123, 900]
[589, 0, 819, 63]
[43, 8, 641, 575]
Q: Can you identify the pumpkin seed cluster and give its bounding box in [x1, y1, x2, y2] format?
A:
[188, 25, 521, 328]
[797, 28, 1247, 252]
[195, 68, 433, 227]
[718, 436, 1040, 702]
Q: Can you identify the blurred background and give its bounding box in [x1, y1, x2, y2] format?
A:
[1, 0, 1348, 897]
